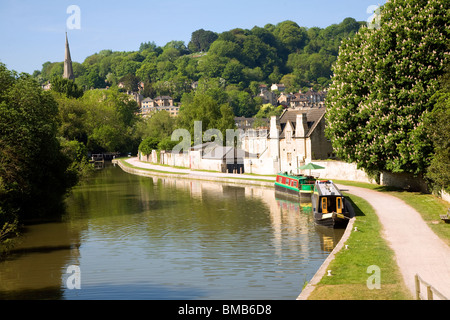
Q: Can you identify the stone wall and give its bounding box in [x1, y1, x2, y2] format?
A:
[139, 150, 226, 172]
[441, 189, 450, 203]
[380, 171, 428, 192]
[308, 161, 375, 183]
[159, 151, 190, 168]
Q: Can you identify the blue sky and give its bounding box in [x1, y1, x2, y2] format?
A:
[0, 0, 386, 74]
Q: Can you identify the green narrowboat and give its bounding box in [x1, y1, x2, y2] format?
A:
[274, 172, 316, 197]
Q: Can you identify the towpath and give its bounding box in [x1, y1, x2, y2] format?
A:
[337, 184, 450, 300]
[123, 157, 276, 182]
[120, 158, 450, 299]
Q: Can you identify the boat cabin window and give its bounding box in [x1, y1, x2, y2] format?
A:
[336, 197, 342, 214]
[321, 198, 327, 213]
[320, 196, 342, 213]
[293, 181, 298, 187]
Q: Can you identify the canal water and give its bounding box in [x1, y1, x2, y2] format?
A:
[0, 164, 343, 300]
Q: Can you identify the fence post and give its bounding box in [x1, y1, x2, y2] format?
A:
[427, 285, 434, 300]
[415, 274, 421, 300]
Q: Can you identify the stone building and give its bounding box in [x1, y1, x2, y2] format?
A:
[242, 106, 334, 175]
[140, 96, 179, 117]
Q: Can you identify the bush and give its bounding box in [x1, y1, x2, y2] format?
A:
[158, 137, 179, 151]
[139, 137, 159, 155]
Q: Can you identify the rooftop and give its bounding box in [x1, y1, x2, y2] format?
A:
[315, 180, 343, 196]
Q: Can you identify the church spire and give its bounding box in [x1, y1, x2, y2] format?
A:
[63, 32, 75, 80]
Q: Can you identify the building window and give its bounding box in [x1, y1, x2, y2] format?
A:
[286, 130, 292, 143]
[287, 153, 292, 162]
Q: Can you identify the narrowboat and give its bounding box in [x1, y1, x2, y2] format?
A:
[311, 180, 353, 228]
[274, 172, 316, 197]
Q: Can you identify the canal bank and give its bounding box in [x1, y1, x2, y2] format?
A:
[113, 157, 275, 188]
[297, 217, 356, 299]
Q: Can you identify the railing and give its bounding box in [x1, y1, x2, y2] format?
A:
[415, 274, 448, 300]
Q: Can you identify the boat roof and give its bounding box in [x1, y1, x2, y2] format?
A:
[277, 173, 314, 180]
[315, 180, 343, 196]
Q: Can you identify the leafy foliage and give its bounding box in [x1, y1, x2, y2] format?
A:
[53, 87, 141, 154]
[188, 29, 218, 52]
[425, 64, 450, 192]
[139, 137, 160, 155]
[50, 76, 84, 98]
[0, 63, 78, 224]
[326, 0, 449, 175]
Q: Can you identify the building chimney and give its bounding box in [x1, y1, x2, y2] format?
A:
[295, 113, 308, 138]
[270, 116, 279, 139]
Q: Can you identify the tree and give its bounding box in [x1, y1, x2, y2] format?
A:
[208, 40, 242, 60]
[254, 103, 284, 119]
[188, 29, 218, 52]
[119, 73, 140, 92]
[135, 110, 176, 142]
[227, 89, 258, 117]
[273, 21, 307, 54]
[326, 0, 449, 175]
[139, 41, 159, 52]
[0, 64, 78, 224]
[139, 137, 159, 155]
[136, 62, 158, 83]
[75, 66, 104, 89]
[157, 137, 179, 151]
[177, 91, 235, 140]
[50, 76, 84, 98]
[77, 88, 140, 153]
[53, 92, 88, 144]
[222, 59, 244, 84]
[425, 64, 450, 192]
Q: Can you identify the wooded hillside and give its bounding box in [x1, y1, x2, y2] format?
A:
[33, 18, 365, 114]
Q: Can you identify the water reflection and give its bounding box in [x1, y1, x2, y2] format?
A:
[0, 164, 343, 300]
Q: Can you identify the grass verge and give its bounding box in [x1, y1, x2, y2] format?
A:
[307, 193, 412, 300]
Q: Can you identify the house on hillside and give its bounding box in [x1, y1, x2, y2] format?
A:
[290, 89, 327, 109]
[277, 92, 291, 107]
[139, 96, 179, 117]
[154, 96, 174, 107]
[258, 86, 277, 105]
[141, 98, 154, 116]
[127, 91, 143, 108]
[271, 83, 286, 92]
[235, 117, 269, 131]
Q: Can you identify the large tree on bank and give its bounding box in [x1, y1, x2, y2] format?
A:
[0, 64, 78, 224]
[325, 0, 449, 176]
